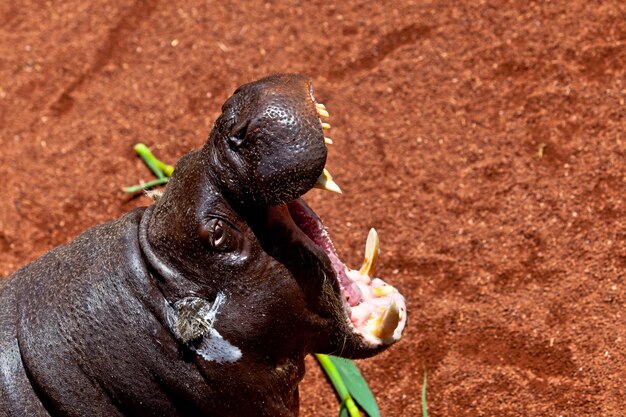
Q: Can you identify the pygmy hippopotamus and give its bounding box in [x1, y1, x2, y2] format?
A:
[0, 74, 406, 417]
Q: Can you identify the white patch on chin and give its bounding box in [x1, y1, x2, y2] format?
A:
[192, 292, 242, 363]
[195, 328, 242, 363]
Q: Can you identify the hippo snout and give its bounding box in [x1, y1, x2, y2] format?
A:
[208, 74, 329, 207]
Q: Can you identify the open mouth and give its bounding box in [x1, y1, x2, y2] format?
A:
[266, 89, 407, 348]
[283, 199, 407, 347]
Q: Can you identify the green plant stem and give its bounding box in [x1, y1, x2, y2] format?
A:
[124, 144, 176, 193]
[134, 143, 174, 178]
[316, 354, 361, 417]
[123, 177, 170, 193]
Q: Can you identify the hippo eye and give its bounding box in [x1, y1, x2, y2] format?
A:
[200, 218, 238, 252]
[213, 222, 225, 245]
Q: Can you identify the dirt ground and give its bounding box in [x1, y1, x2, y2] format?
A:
[1, 0, 625, 416]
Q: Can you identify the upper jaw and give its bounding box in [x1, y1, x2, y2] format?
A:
[268, 198, 407, 354]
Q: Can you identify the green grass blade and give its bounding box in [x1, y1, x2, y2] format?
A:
[125, 144, 175, 193]
[330, 355, 381, 417]
[155, 158, 174, 177]
[319, 354, 380, 417]
[123, 177, 170, 193]
[316, 354, 361, 417]
[133, 144, 175, 178]
[422, 368, 428, 417]
[134, 144, 165, 179]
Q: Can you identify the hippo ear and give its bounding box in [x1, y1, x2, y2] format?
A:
[228, 121, 249, 149]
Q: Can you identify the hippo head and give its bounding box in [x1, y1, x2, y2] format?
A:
[140, 74, 406, 413]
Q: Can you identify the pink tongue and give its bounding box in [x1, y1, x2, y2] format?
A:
[326, 251, 363, 307]
[288, 202, 363, 307]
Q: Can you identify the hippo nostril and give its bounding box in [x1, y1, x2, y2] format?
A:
[228, 121, 249, 148]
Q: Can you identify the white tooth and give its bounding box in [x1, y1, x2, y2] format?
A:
[372, 285, 393, 297]
[314, 168, 342, 193]
[359, 228, 379, 277]
[317, 108, 330, 118]
[321, 122, 331, 130]
[316, 103, 326, 110]
[324, 137, 333, 145]
[371, 301, 400, 340]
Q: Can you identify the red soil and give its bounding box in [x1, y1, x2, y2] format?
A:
[1, 1, 624, 416]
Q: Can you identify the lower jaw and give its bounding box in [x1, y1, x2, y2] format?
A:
[286, 199, 407, 348]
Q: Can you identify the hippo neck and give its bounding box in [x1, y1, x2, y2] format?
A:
[138, 204, 202, 300]
[12, 210, 207, 416]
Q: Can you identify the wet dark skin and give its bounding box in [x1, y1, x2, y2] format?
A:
[0, 74, 392, 417]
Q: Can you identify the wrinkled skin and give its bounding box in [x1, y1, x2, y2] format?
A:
[0, 74, 394, 417]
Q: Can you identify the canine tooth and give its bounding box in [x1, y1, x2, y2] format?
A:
[359, 228, 379, 277]
[372, 301, 400, 340]
[316, 103, 326, 110]
[317, 108, 330, 118]
[324, 137, 333, 145]
[321, 122, 331, 130]
[314, 168, 342, 194]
